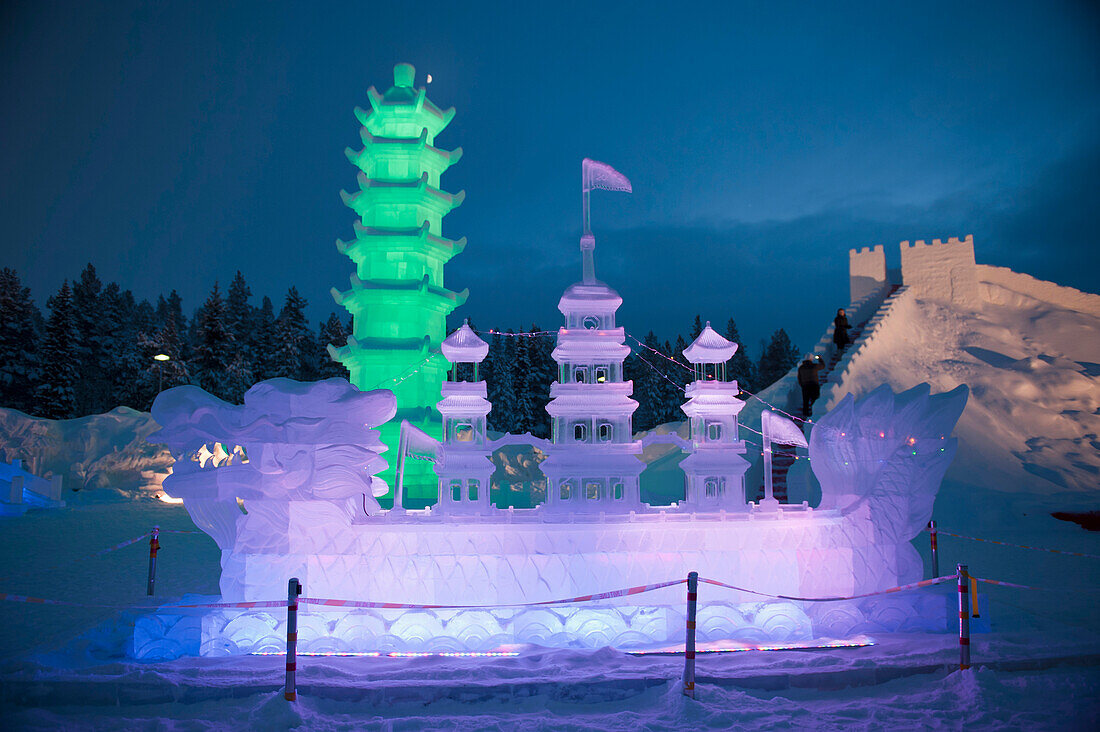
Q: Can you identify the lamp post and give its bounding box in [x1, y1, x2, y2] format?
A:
[154, 353, 170, 393]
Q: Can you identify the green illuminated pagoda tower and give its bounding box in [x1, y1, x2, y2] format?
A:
[329, 63, 468, 506]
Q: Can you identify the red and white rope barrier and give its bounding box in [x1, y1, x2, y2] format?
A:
[699, 574, 957, 602]
[301, 579, 687, 610]
[924, 527, 1100, 559]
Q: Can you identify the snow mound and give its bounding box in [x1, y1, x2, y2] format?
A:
[0, 407, 172, 501]
[829, 265, 1100, 494]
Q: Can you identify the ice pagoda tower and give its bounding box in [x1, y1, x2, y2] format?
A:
[329, 63, 468, 505]
[678, 323, 751, 511]
[434, 321, 494, 515]
[540, 160, 643, 513]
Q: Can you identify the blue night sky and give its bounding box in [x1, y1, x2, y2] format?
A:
[1, 1, 1097, 355]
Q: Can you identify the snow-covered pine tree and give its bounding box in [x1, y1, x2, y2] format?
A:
[649, 338, 681, 425]
[317, 313, 350, 379]
[192, 283, 236, 399]
[226, 271, 253, 352]
[527, 325, 555, 439]
[480, 327, 499, 429]
[34, 280, 81, 419]
[222, 353, 254, 403]
[669, 333, 691, 419]
[756, 328, 800, 390]
[0, 268, 41, 413]
[272, 287, 311, 380]
[126, 308, 192, 409]
[630, 331, 664, 431]
[490, 331, 517, 432]
[252, 296, 277, 381]
[512, 331, 535, 434]
[71, 263, 103, 415]
[166, 291, 186, 331]
[691, 314, 704, 340]
[94, 282, 133, 411]
[723, 317, 755, 395]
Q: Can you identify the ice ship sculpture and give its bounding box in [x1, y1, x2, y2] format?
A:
[137, 159, 970, 658]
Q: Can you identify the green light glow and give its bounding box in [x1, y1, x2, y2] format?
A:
[329, 63, 468, 505]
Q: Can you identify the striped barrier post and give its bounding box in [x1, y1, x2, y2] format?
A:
[928, 520, 939, 578]
[146, 526, 160, 596]
[957, 563, 971, 671]
[682, 571, 698, 699]
[285, 577, 302, 702]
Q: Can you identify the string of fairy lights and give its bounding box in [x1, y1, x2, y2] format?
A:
[357, 326, 944, 463]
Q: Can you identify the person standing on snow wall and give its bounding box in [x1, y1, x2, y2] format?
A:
[797, 354, 824, 418]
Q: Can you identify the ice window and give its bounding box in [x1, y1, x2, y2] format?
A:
[704, 478, 723, 497]
[574, 366, 588, 383]
[599, 423, 613, 442]
[707, 423, 722, 441]
[582, 315, 600, 329]
[560, 482, 572, 500]
[450, 480, 462, 502]
[612, 482, 624, 500]
[468, 479, 479, 501]
[455, 423, 474, 442]
[585, 481, 602, 500]
[595, 367, 608, 383]
[574, 423, 587, 442]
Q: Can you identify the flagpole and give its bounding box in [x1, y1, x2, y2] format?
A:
[762, 412, 778, 509]
[582, 187, 591, 237]
[581, 166, 595, 284]
[394, 420, 408, 513]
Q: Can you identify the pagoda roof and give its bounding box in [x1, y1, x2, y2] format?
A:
[327, 334, 435, 365]
[345, 128, 463, 171]
[683, 322, 738, 363]
[552, 338, 631, 361]
[331, 274, 469, 310]
[558, 280, 623, 314]
[354, 64, 456, 138]
[679, 448, 750, 471]
[358, 127, 462, 160]
[338, 221, 467, 260]
[441, 321, 489, 364]
[340, 172, 465, 213]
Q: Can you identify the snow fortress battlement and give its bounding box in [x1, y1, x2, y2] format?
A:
[848, 244, 887, 304]
[900, 235, 978, 307]
[849, 235, 979, 308]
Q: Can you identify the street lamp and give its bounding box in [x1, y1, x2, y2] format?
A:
[154, 353, 170, 393]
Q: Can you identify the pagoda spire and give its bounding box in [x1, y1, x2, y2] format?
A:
[327, 63, 467, 507]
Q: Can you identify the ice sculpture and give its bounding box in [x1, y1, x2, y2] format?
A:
[809, 383, 969, 582]
[136, 148, 971, 657]
[328, 62, 468, 506]
[149, 378, 395, 600]
[679, 322, 751, 511]
[142, 366, 967, 657]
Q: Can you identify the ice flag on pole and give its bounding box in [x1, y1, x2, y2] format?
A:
[401, 420, 442, 463]
[762, 410, 808, 447]
[583, 158, 632, 193]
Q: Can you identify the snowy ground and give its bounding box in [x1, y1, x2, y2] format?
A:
[1, 477, 1097, 730]
[2, 265, 1099, 729]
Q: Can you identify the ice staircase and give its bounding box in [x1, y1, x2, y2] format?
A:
[754, 284, 902, 502]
